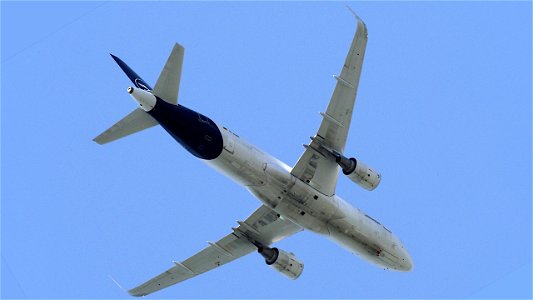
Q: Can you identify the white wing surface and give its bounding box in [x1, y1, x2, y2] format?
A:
[128, 205, 302, 297]
[291, 16, 368, 196]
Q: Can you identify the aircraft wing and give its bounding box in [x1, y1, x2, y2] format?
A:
[291, 15, 368, 196]
[128, 205, 302, 297]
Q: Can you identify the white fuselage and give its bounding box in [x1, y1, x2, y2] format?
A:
[205, 124, 413, 271]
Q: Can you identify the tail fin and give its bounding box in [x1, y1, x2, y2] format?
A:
[94, 44, 185, 144]
[110, 54, 153, 92]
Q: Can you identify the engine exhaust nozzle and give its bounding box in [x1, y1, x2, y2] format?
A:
[128, 86, 156, 112]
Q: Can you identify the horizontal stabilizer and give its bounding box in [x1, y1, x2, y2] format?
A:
[153, 43, 185, 104]
[93, 108, 157, 145]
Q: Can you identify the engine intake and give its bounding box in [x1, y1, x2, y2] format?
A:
[334, 153, 381, 191]
[258, 246, 304, 279]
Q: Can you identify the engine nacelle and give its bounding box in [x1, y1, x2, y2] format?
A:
[258, 247, 304, 279]
[335, 153, 381, 191]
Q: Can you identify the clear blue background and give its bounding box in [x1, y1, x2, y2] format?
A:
[2, 1, 531, 299]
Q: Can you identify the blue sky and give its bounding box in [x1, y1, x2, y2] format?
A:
[1, 1, 531, 299]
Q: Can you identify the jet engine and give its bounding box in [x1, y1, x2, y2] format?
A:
[258, 246, 304, 279]
[333, 152, 381, 191]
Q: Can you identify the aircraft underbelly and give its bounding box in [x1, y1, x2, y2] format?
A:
[327, 218, 396, 269]
[204, 126, 267, 187]
[205, 125, 408, 270]
[247, 174, 338, 235]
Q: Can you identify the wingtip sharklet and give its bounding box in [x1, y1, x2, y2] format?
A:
[108, 275, 130, 294]
[344, 5, 367, 38]
[344, 4, 366, 28]
[108, 271, 152, 297]
[345, 4, 360, 20]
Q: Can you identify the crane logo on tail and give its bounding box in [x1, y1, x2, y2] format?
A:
[135, 78, 151, 92]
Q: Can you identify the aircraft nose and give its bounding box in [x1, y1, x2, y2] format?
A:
[400, 257, 413, 271]
[398, 248, 413, 271]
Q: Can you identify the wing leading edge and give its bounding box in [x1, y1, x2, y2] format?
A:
[128, 205, 302, 297]
[291, 15, 368, 196]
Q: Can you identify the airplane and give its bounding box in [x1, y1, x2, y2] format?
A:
[94, 13, 413, 297]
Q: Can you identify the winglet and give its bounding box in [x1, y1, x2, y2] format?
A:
[108, 275, 127, 293]
[344, 5, 368, 38]
[344, 5, 367, 29]
[345, 4, 360, 21]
